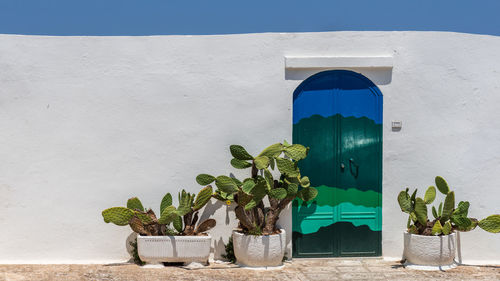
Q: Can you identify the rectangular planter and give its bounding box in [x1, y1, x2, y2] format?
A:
[137, 235, 211, 264]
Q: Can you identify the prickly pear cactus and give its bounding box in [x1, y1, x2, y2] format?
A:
[399, 176, 500, 236]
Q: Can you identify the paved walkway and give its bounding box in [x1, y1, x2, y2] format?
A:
[0, 259, 498, 281]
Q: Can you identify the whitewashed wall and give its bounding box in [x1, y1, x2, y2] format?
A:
[0, 31, 499, 264]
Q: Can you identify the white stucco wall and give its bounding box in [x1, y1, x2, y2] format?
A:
[0, 31, 499, 264]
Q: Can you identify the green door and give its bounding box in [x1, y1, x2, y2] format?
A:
[292, 70, 382, 257]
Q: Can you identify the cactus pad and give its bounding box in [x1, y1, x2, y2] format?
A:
[160, 193, 173, 214]
[283, 144, 308, 160]
[397, 191, 413, 213]
[440, 191, 455, 223]
[275, 157, 299, 177]
[435, 176, 450, 195]
[257, 143, 283, 158]
[193, 185, 213, 211]
[424, 186, 436, 204]
[298, 186, 318, 202]
[215, 175, 238, 194]
[127, 197, 144, 212]
[269, 188, 287, 199]
[478, 215, 500, 233]
[196, 174, 216, 186]
[102, 207, 134, 226]
[431, 220, 442, 235]
[230, 158, 252, 169]
[253, 156, 270, 170]
[230, 145, 254, 160]
[158, 205, 177, 224]
[195, 219, 216, 234]
[414, 198, 428, 225]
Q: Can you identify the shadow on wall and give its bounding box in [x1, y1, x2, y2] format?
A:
[201, 199, 236, 259]
[285, 68, 392, 85]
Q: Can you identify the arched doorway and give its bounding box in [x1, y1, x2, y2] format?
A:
[292, 70, 382, 257]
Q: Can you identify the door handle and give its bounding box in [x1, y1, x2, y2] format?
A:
[349, 158, 359, 178]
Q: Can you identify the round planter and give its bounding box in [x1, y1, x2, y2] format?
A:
[403, 231, 457, 270]
[232, 229, 286, 267]
[137, 235, 211, 264]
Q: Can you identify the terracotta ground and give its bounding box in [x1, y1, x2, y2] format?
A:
[0, 258, 498, 281]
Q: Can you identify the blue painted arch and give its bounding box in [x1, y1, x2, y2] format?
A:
[293, 70, 383, 124]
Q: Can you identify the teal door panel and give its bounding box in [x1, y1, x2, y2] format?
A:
[292, 70, 382, 258]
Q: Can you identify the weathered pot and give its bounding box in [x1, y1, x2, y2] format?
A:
[232, 229, 286, 267]
[403, 231, 456, 269]
[137, 235, 211, 264]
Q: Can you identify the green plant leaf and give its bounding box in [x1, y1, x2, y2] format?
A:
[440, 191, 455, 223]
[478, 215, 500, 233]
[442, 221, 452, 235]
[241, 180, 256, 194]
[230, 145, 254, 160]
[158, 205, 177, 224]
[438, 202, 443, 217]
[102, 207, 135, 226]
[453, 201, 470, 217]
[298, 186, 318, 202]
[254, 156, 270, 170]
[196, 174, 215, 186]
[193, 185, 213, 211]
[275, 157, 299, 177]
[264, 169, 274, 188]
[286, 183, 298, 197]
[244, 199, 258, 210]
[432, 206, 438, 219]
[414, 198, 428, 225]
[160, 193, 172, 214]
[299, 176, 310, 188]
[410, 189, 417, 203]
[173, 215, 183, 233]
[410, 212, 418, 223]
[397, 191, 413, 213]
[127, 197, 144, 212]
[435, 176, 450, 195]
[451, 215, 472, 231]
[230, 158, 252, 169]
[269, 188, 287, 200]
[424, 186, 436, 204]
[431, 220, 443, 235]
[257, 143, 283, 158]
[283, 144, 308, 160]
[215, 175, 238, 194]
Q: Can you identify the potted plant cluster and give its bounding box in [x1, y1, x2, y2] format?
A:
[196, 142, 318, 267]
[398, 176, 500, 269]
[102, 186, 216, 265]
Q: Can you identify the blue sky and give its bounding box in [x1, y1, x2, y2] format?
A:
[1, 0, 499, 36]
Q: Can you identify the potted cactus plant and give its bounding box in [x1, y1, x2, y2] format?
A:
[398, 176, 500, 269]
[101, 186, 215, 265]
[196, 142, 317, 267]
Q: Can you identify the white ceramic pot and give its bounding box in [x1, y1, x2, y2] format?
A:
[137, 235, 211, 264]
[403, 231, 457, 270]
[232, 229, 286, 267]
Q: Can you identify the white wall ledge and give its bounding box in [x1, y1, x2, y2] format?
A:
[285, 56, 393, 69]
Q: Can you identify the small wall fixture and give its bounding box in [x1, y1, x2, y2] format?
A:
[392, 121, 402, 131]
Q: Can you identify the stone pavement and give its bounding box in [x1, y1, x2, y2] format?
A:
[0, 258, 498, 281]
